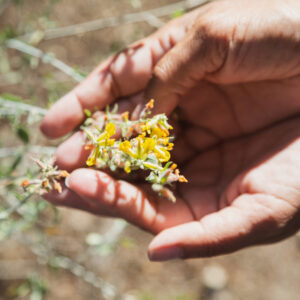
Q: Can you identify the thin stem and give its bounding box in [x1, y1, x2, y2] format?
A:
[0, 146, 56, 159]
[0, 194, 32, 221]
[0, 96, 48, 116]
[102, 219, 127, 245]
[20, 0, 210, 41]
[18, 236, 121, 300]
[144, 13, 166, 28]
[5, 39, 85, 82]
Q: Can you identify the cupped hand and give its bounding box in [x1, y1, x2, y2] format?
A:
[41, 0, 300, 260]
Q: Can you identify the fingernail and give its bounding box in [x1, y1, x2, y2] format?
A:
[65, 176, 70, 189]
[149, 246, 184, 261]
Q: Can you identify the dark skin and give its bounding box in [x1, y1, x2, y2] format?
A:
[41, 0, 300, 260]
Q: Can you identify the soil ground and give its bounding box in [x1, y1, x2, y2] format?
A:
[1, 1, 300, 299]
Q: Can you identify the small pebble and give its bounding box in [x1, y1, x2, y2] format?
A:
[202, 263, 228, 290]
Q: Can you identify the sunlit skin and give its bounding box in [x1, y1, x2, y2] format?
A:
[41, 0, 300, 260]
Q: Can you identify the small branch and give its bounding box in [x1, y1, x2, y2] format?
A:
[0, 146, 56, 159]
[46, 255, 118, 299]
[5, 39, 85, 82]
[0, 96, 48, 117]
[102, 219, 127, 245]
[0, 194, 32, 221]
[18, 236, 121, 300]
[20, 0, 211, 41]
[144, 13, 166, 29]
[82, 219, 127, 260]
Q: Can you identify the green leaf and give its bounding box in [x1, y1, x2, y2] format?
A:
[97, 243, 115, 256]
[171, 9, 184, 19]
[111, 103, 118, 114]
[13, 0, 23, 6]
[8, 152, 23, 174]
[16, 126, 30, 144]
[0, 27, 18, 42]
[16, 282, 30, 297]
[28, 275, 47, 300]
[146, 171, 156, 182]
[84, 109, 92, 117]
[163, 161, 173, 171]
[73, 66, 87, 78]
[0, 93, 22, 102]
[137, 291, 158, 300]
[119, 237, 136, 249]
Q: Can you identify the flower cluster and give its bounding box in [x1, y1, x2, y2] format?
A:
[82, 100, 187, 202]
[22, 158, 69, 195]
[22, 100, 187, 202]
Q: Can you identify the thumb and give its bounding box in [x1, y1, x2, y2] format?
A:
[148, 193, 295, 261]
[146, 25, 229, 115]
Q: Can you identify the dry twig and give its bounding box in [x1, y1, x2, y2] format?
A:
[5, 39, 85, 82]
[0, 96, 48, 117]
[20, 0, 211, 41]
[17, 235, 123, 300]
[0, 146, 56, 159]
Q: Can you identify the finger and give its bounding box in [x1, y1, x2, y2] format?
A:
[40, 10, 200, 139]
[54, 131, 90, 172]
[54, 94, 145, 172]
[148, 193, 297, 261]
[147, 22, 229, 116]
[68, 168, 195, 232]
[43, 182, 114, 216]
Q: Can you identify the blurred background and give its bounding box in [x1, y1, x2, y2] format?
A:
[1, 0, 300, 299]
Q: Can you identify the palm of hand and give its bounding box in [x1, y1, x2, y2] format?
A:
[43, 0, 300, 258]
[46, 78, 300, 259]
[147, 78, 300, 256]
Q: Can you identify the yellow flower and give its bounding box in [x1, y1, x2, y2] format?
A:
[146, 99, 154, 110]
[171, 163, 177, 170]
[124, 161, 131, 173]
[153, 145, 171, 162]
[141, 137, 156, 156]
[119, 137, 156, 161]
[150, 126, 169, 138]
[166, 143, 174, 150]
[119, 140, 136, 158]
[96, 122, 116, 147]
[86, 146, 100, 166]
[143, 161, 163, 170]
[179, 175, 188, 183]
[135, 137, 156, 160]
[105, 122, 116, 136]
[122, 111, 129, 121]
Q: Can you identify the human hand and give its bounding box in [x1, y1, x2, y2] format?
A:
[41, 0, 300, 260]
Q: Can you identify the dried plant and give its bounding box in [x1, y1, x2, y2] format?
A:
[21, 157, 69, 194]
[23, 100, 187, 202]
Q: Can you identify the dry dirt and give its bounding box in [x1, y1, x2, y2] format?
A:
[1, 1, 300, 299]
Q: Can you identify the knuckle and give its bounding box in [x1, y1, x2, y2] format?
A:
[153, 62, 171, 83]
[191, 22, 230, 74]
[240, 170, 266, 194]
